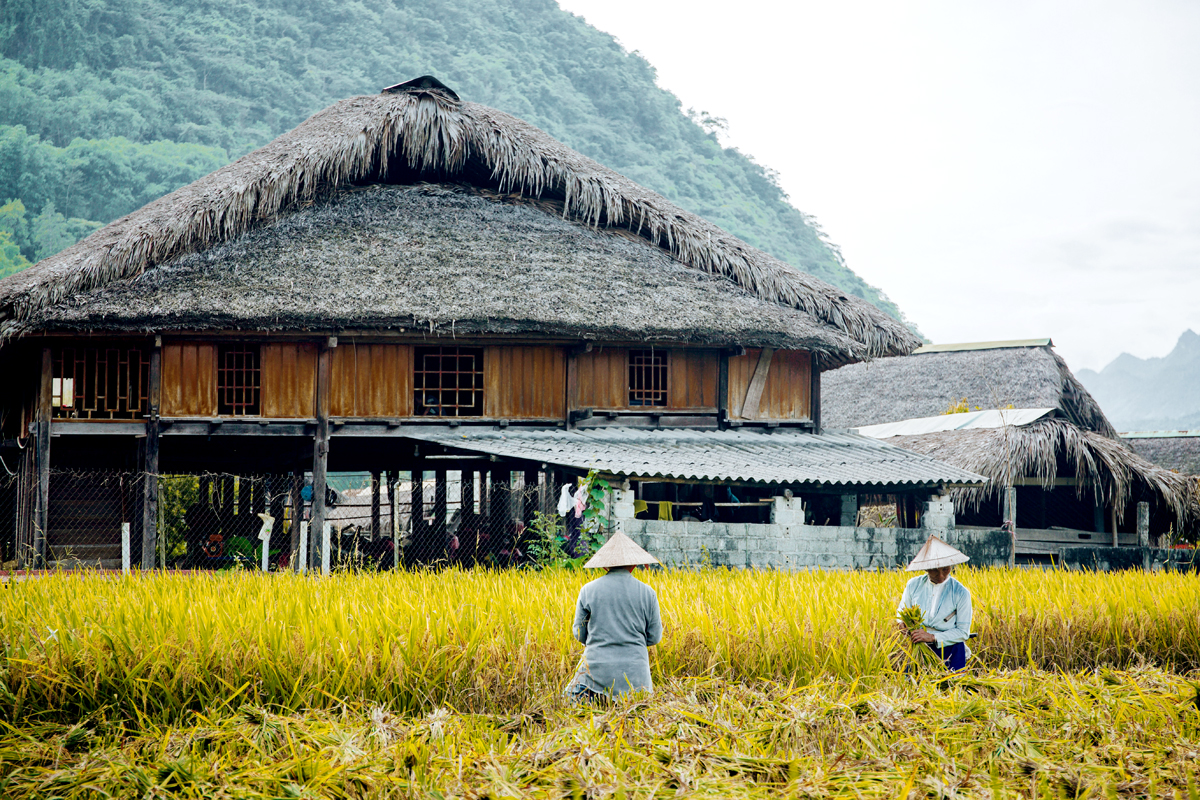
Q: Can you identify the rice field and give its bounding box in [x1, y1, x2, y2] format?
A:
[1, 567, 1198, 797]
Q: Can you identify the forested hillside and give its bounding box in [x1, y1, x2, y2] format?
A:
[0, 0, 906, 322]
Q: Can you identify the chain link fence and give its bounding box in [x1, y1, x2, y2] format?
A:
[6, 468, 602, 572]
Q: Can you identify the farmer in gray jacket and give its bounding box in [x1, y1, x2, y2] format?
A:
[567, 531, 663, 701]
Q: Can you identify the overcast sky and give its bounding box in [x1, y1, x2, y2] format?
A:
[557, 0, 1200, 372]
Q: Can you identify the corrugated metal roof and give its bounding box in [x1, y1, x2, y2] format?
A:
[1120, 430, 1200, 439]
[912, 338, 1053, 354]
[401, 427, 986, 488]
[854, 408, 1055, 439]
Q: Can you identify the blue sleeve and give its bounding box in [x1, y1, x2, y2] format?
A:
[645, 591, 663, 646]
[572, 591, 589, 644]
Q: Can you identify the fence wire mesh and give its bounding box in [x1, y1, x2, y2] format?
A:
[11, 468, 601, 571]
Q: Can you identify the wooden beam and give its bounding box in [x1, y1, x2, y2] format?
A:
[810, 362, 821, 432]
[289, 472, 304, 571]
[141, 343, 161, 569]
[717, 350, 729, 427]
[370, 471, 381, 540]
[32, 347, 52, 567]
[433, 469, 447, 555]
[740, 347, 775, 420]
[411, 465, 424, 561]
[310, 343, 332, 569]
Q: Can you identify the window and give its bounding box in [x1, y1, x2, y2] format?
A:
[217, 344, 261, 416]
[414, 346, 484, 416]
[52, 346, 151, 420]
[628, 349, 668, 407]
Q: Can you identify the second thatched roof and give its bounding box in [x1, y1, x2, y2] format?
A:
[0, 81, 920, 366]
[821, 340, 1117, 436]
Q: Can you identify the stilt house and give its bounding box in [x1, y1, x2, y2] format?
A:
[0, 77, 982, 570]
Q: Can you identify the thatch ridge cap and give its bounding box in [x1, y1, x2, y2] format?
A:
[0, 91, 918, 361]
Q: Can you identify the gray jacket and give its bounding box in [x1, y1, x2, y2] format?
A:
[570, 569, 663, 697]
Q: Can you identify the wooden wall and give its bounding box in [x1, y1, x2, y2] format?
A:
[484, 346, 564, 419]
[262, 343, 318, 418]
[154, 341, 807, 421]
[728, 349, 812, 420]
[668, 349, 719, 410]
[574, 348, 627, 410]
[330, 343, 412, 418]
[161, 342, 216, 417]
[574, 348, 719, 411]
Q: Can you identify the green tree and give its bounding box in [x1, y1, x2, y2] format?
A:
[0, 229, 29, 279]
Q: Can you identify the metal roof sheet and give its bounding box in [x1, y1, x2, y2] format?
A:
[401, 427, 986, 488]
[854, 408, 1056, 439]
[1119, 430, 1200, 439]
[912, 338, 1053, 354]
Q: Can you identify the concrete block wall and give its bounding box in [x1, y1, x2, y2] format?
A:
[620, 519, 991, 571]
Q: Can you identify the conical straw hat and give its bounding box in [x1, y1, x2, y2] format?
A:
[583, 531, 660, 569]
[906, 535, 969, 571]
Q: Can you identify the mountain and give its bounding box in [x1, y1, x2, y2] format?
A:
[1077, 330, 1200, 430]
[0, 0, 912, 326]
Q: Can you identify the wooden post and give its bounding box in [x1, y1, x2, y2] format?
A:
[411, 466, 424, 561]
[310, 341, 332, 570]
[32, 346, 52, 568]
[237, 473, 251, 536]
[434, 470, 448, 557]
[386, 470, 397, 568]
[289, 472, 304, 572]
[523, 468, 539, 527]
[1137, 501, 1150, 570]
[370, 471, 381, 541]
[717, 350, 729, 428]
[810, 363, 821, 432]
[489, 468, 509, 559]
[142, 342, 161, 569]
[219, 476, 234, 535]
[1003, 486, 1017, 568]
[1111, 506, 1119, 548]
[269, 474, 286, 567]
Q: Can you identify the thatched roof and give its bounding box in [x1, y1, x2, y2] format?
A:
[821, 342, 1117, 436]
[0, 83, 919, 366]
[29, 184, 866, 357]
[1123, 434, 1200, 477]
[888, 418, 1199, 528]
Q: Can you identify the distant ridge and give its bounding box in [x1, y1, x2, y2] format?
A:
[1077, 330, 1200, 431]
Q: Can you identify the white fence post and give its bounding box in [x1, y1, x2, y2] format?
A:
[321, 521, 331, 576]
[121, 522, 131, 575]
[257, 513, 274, 573]
[298, 521, 309, 574]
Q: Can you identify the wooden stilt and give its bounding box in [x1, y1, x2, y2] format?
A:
[434, 469, 447, 558]
[370, 471, 381, 541]
[310, 341, 332, 570]
[141, 342, 161, 569]
[289, 472, 304, 571]
[32, 347, 51, 568]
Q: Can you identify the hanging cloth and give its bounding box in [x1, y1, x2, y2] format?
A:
[557, 485, 574, 517]
[573, 484, 588, 518]
[658, 500, 674, 521]
[633, 499, 649, 516]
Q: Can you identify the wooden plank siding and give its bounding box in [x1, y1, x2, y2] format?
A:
[484, 346, 565, 419]
[261, 343, 318, 418]
[574, 347, 720, 411]
[574, 348, 627, 410]
[329, 343, 412, 418]
[160, 342, 217, 417]
[728, 349, 812, 420]
[668, 350, 719, 410]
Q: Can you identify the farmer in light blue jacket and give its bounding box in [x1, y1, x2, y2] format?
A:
[897, 535, 973, 670]
[567, 531, 663, 701]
